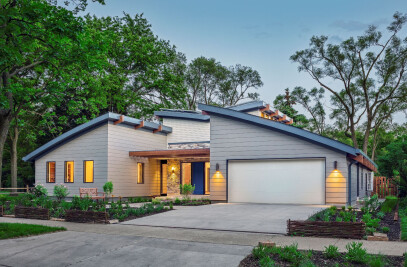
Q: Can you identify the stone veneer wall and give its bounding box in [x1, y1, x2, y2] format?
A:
[167, 159, 180, 194]
[167, 142, 210, 150]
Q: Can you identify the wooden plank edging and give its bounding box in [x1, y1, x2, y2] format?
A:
[287, 220, 365, 239]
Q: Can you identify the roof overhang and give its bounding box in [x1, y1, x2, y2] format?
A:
[348, 153, 377, 172]
[154, 110, 210, 121]
[129, 148, 210, 158]
[23, 112, 172, 162]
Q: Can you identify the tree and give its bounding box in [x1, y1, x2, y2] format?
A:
[85, 14, 188, 118]
[273, 88, 309, 129]
[185, 57, 228, 109]
[218, 64, 263, 106]
[290, 12, 407, 158]
[0, 0, 106, 186]
[291, 87, 326, 135]
[377, 136, 407, 197]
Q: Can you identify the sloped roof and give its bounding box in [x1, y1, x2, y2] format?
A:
[23, 112, 172, 162]
[154, 110, 210, 121]
[198, 103, 377, 168]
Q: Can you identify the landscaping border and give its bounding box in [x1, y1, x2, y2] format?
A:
[287, 219, 365, 239]
[65, 210, 108, 224]
[15, 206, 50, 220]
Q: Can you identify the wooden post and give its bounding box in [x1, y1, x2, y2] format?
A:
[26, 185, 29, 193]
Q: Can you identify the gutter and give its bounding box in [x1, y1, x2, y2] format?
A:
[348, 160, 358, 206]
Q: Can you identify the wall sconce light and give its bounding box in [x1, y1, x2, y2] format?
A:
[216, 163, 220, 172]
[171, 167, 175, 174]
[334, 161, 338, 170]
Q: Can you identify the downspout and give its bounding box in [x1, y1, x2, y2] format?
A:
[348, 160, 358, 206]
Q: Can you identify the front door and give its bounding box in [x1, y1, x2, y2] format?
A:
[191, 162, 205, 195]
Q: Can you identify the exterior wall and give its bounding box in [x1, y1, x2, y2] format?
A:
[107, 122, 167, 197]
[166, 159, 180, 194]
[163, 118, 209, 144]
[35, 124, 108, 196]
[209, 115, 349, 204]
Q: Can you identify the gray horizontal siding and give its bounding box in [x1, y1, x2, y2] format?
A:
[35, 124, 108, 196]
[209, 115, 348, 204]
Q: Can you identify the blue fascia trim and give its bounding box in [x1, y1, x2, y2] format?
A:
[198, 103, 360, 156]
[154, 110, 210, 121]
[228, 101, 266, 112]
[23, 112, 172, 162]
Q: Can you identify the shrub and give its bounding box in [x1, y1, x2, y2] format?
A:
[279, 244, 303, 264]
[174, 197, 181, 205]
[252, 245, 274, 259]
[323, 245, 340, 259]
[33, 184, 48, 197]
[368, 254, 386, 267]
[363, 194, 380, 214]
[180, 184, 195, 199]
[381, 226, 390, 233]
[345, 242, 368, 264]
[103, 181, 113, 197]
[54, 184, 69, 201]
[376, 211, 386, 219]
[259, 256, 276, 267]
[380, 196, 398, 213]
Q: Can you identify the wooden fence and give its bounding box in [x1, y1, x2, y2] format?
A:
[0, 186, 30, 194]
[287, 220, 366, 239]
[373, 176, 398, 198]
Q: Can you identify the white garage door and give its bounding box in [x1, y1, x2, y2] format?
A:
[228, 159, 325, 204]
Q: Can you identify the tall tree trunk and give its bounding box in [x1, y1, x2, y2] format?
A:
[0, 114, 12, 188]
[10, 123, 19, 191]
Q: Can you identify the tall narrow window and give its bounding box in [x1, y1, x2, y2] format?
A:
[137, 163, 144, 184]
[83, 161, 94, 183]
[65, 161, 74, 183]
[46, 162, 56, 183]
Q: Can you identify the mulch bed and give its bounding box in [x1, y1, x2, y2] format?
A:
[239, 251, 404, 267]
[380, 210, 400, 241]
[118, 209, 171, 222]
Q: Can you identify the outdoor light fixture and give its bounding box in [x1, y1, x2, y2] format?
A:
[216, 163, 220, 172]
[171, 167, 175, 174]
[334, 161, 338, 170]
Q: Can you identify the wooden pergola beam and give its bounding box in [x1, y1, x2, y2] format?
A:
[113, 115, 124, 125]
[135, 121, 144, 130]
[153, 125, 162, 133]
[260, 104, 270, 112]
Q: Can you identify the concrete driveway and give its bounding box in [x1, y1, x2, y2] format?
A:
[122, 203, 326, 234]
[0, 231, 251, 267]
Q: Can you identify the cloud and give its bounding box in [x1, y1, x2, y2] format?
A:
[330, 18, 388, 31]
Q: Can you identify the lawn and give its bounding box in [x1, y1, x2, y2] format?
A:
[0, 223, 66, 239]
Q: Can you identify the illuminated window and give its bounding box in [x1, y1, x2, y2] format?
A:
[83, 161, 94, 183]
[64, 161, 74, 183]
[137, 163, 144, 184]
[182, 163, 191, 185]
[46, 162, 56, 183]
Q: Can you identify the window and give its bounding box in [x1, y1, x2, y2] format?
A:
[137, 163, 144, 184]
[65, 161, 74, 183]
[181, 163, 191, 185]
[83, 161, 94, 183]
[46, 162, 56, 183]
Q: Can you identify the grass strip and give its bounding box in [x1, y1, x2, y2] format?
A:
[0, 223, 66, 239]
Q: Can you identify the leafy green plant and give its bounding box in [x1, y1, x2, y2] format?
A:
[33, 184, 48, 197]
[381, 226, 390, 233]
[345, 242, 368, 264]
[252, 245, 274, 259]
[323, 245, 340, 259]
[180, 184, 195, 199]
[363, 194, 380, 214]
[279, 244, 303, 264]
[103, 181, 114, 197]
[362, 212, 380, 230]
[368, 254, 387, 267]
[54, 184, 69, 201]
[376, 211, 386, 219]
[259, 256, 276, 267]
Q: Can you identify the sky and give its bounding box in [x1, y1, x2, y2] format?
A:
[82, 0, 407, 122]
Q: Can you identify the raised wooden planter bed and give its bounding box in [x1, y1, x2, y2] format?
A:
[0, 205, 3, 217]
[287, 219, 366, 239]
[65, 210, 108, 224]
[15, 206, 50, 220]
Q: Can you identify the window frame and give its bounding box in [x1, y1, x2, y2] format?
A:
[46, 161, 56, 183]
[64, 161, 75, 183]
[137, 162, 144, 184]
[83, 160, 94, 183]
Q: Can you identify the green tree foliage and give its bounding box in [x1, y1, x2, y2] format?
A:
[185, 57, 263, 109]
[0, 0, 107, 186]
[290, 12, 407, 158]
[84, 14, 188, 118]
[273, 88, 309, 129]
[377, 136, 407, 197]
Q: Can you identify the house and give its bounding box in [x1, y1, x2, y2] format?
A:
[23, 101, 376, 205]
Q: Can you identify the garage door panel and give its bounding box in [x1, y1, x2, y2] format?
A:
[228, 159, 325, 204]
